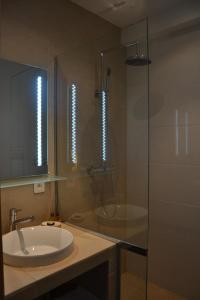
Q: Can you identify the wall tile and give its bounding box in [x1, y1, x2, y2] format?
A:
[1, 183, 52, 234]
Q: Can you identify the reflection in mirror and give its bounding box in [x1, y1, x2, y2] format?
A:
[0, 59, 48, 179]
[68, 83, 78, 166]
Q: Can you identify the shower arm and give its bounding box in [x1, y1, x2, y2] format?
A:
[99, 40, 140, 90]
[100, 40, 140, 56]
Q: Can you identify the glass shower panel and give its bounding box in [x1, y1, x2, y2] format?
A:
[56, 43, 103, 230]
[121, 249, 147, 300]
[99, 41, 149, 249]
[56, 19, 149, 251]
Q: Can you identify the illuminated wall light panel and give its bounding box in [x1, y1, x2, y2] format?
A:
[37, 76, 42, 167]
[101, 90, 107, 162]
[71, 83, 78, 164]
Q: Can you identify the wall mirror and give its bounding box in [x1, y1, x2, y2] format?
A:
[0, 58, 48, 179]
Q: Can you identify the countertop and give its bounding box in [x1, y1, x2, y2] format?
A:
[4, 223, 116, 300]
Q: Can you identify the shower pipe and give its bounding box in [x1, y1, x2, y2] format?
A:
[100, 41, 139, 55]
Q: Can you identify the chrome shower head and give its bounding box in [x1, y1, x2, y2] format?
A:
[125, 40, 151, 66]
[125, 54, 151, 66]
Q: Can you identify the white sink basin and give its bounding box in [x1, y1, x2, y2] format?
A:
[3, 225, 74, 267]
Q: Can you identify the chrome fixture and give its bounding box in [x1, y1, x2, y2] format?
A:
[87, 165, 107, 176]
[101, 40, 151, 66]
[9, 208, 34, 231]
[87, 165, 114, 177]
[125, 41, 151, 66]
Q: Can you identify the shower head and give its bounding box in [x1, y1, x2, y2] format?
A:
[125, 40, 151, 66]
[125, 54, 151, 66]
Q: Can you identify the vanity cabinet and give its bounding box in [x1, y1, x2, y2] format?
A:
[3, 224, 116, 300]
[36, 262, 109, 300]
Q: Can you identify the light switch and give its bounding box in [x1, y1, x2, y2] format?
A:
[34, 183, 45, 194]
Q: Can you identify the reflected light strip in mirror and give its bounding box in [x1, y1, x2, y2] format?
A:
[175, 109, 179, 156]
[71, 83, 77, 164]
[101, 90, 107, 162]
[37, 76, 42, 167]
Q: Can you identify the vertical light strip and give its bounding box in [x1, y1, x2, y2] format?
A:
[37, 76, 42, 167]
[101, 90, 107, 162]
[71, 83, 77, 164]
[175, 109, 179, 156]
[185, 112, 189, 155]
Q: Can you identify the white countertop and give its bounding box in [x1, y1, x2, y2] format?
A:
[4, 223, 116, 300]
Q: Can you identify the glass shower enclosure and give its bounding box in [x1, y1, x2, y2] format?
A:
[56, 18, 149, 300]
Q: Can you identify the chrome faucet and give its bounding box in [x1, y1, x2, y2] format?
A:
[9, 208, 34, 231]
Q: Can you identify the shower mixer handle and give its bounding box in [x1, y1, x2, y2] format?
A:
[87, 165, 114, 176]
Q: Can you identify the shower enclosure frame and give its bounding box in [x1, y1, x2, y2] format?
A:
[54, 17, 150, 299]
[100, 24, 150, 298]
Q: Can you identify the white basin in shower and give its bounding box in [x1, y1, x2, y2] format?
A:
[3, 225, 74, 267]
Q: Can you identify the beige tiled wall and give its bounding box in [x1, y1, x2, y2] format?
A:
[1, 183, 53, 234]
[121, 10, 200, 300]
[148, 10, 200, 300]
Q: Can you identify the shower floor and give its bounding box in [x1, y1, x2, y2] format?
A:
[121, 272, 187, 300]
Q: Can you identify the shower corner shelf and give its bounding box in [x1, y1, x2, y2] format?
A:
[0, 175, 67, 189]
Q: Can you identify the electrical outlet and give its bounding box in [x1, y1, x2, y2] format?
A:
[34, 183, 45, 194]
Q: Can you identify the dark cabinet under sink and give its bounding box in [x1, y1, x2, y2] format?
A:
[49, 286, 98, 300]
[36, 262, 109, 300]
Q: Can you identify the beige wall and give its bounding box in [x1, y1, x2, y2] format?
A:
[121, 9, 200, 300]
[0, 0, 121, 233]
[1, 184, 53, 234]
[148, 8, 200, 300]
[149, 28, 200, 299]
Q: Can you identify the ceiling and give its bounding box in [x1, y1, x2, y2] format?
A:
[70, 0, 146, 28]
[70, 0, 185, 28]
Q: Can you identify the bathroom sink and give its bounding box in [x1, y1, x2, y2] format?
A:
[3, 225, 74, 267]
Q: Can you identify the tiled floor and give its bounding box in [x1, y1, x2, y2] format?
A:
[121, 272, 187, 300]
[121, 272, 145, 300]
